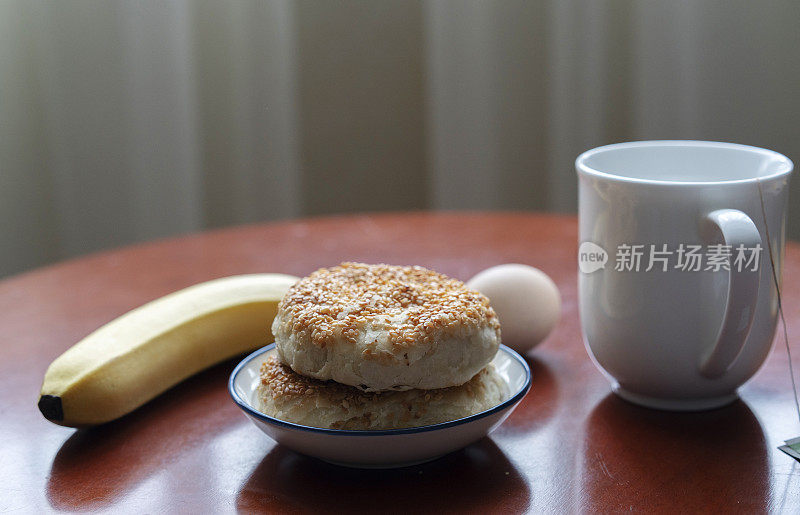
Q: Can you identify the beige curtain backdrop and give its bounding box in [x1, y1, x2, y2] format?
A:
[2, 0, 799, 277]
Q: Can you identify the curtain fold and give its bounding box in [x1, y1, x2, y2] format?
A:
[1, 0, 799, 277]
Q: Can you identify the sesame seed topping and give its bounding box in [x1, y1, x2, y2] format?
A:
[274, 262, 500, 348]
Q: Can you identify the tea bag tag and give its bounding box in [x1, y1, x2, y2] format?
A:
[779, 437, 800, 461]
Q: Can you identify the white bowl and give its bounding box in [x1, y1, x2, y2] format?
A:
[229, 344, 531, 468]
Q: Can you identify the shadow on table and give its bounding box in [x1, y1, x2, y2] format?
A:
[46, 358, 243, 512]
[581, 394, 769, 512]
[498, 355, 558, 435]
[237, 438, 531, 514]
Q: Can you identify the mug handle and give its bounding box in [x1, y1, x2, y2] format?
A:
[698, 209, 762, 378]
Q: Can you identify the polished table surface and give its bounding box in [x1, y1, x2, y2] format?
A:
[1, 212, 799, 513]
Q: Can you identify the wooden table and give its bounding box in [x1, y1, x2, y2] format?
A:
[1, 212, 798, 513]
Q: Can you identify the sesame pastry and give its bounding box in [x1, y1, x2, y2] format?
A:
[257, 356, 506, 430]
[272, 262, 501, 392]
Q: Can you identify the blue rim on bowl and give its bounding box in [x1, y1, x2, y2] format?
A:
[228, 343, 532, 436]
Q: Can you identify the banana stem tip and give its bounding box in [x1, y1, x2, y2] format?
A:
[38, 395, 63, 421]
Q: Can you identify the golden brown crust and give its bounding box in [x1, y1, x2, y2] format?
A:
[274, 262, 501, 350]
[257, 355, 507, 430]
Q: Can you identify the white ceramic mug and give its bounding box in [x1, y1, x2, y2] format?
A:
[577, 141, 793, 410]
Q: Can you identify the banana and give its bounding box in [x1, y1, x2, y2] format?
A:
[38, 273, 298, 427]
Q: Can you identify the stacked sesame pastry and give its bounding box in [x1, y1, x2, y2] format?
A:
[257, 262, 507, 430]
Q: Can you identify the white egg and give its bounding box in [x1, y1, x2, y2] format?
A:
[467, 264, 561, 354]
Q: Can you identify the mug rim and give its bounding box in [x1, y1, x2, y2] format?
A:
[576, 140, 793, 186]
